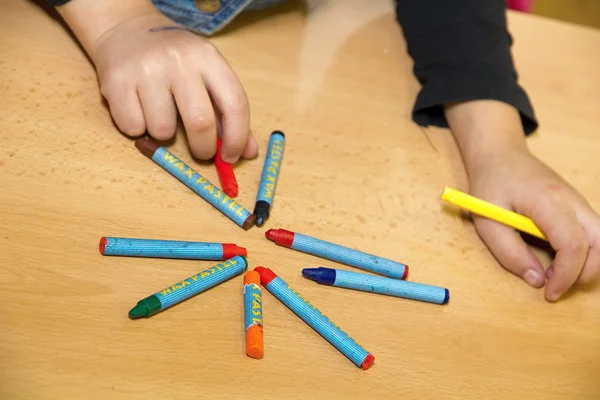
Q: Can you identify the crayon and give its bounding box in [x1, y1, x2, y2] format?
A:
[135, 138, 256, 230]
[128, 256, 247, 319]
[254, 266, 374, 370]
[302, 267, 449, 305]
[254, 131, 285, 227]
[243, 271, 264, 359]
[265, 228, 408, 280]
[99, 237, 247, 260]
[215, 137, 239, 198]
[441, 187, 546, 240]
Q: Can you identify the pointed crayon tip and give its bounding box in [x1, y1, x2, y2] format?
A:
[255, 216, 265, 227]
[128, 303, 149, 319]
[301, 268, 319, 280]
[254, 266, 276, 285]
[265, 229, 277, 241]
[301, 267, 335, 285]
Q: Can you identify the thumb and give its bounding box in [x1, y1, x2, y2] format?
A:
[474, 216, 546, 288]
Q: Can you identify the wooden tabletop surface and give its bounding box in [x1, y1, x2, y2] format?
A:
[1, 0, 599, 398]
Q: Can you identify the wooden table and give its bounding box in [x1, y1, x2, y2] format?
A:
[2, 1, 599, 398]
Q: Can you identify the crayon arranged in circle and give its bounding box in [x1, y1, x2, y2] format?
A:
[129, 256, 248, 319]
[254, 266, 374, 370]
[265, 228, 408, 280]
[243, 271, 264, 359]
[302, 267, 449, 305]
[99, 237, 247, 260]
[135, 138, 255, 230]
[254, 131, 285, 227]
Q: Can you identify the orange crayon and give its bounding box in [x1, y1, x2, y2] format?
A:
[243, 271, 264, 359]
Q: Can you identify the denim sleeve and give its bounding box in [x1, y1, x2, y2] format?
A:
[395, 0, 538, 134]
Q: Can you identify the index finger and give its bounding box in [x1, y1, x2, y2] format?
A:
[202, 56, 250, 164]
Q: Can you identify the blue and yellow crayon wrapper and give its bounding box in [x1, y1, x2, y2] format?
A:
[155, 256, 247, 309]
[151, 147, 254, 229]
[256, 132, 285, 205]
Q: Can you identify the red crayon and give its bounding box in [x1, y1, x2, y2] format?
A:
[265, 229, 409, 280]
[215, 137, 239, 198]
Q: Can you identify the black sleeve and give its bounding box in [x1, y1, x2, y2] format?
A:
[48, 0, 71, 5]
[395, 0, 538, 134]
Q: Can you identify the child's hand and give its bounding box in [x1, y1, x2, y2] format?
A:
[57, 1, 257, 163]
[445, 100, 600, 301]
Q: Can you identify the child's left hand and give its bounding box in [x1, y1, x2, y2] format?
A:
[445, 100, 600, 302]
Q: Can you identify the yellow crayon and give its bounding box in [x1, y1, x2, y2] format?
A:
[441, 187, 547, 241]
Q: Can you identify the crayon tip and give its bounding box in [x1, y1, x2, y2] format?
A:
[254, 266, 276, 285]
[361, 354, 375, 370]
[264, 228, 294, 246]
[99, 237, 107, 255]
[223, 184, 238, 198]
[129, 303, 149, 319]
[402, 265, 409, 280]
[443, 289, 450, 305]
[302, 267, 335, 285]
[265, 229, 277, 241]
[255, 215, 265, 227]
[222, 244, 247, 259]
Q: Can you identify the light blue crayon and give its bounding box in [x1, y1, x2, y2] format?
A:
[266, 229, 408, 279]
[255, 267, 374, 370]
[303, 267, 449, 305]
[129, 256, 248, 319]
[254, 131, 285, 227]
[135, 138, 256, 230]
[99, 237, 247, 260]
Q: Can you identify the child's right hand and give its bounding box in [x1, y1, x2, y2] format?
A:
[58, 1, 257, 163]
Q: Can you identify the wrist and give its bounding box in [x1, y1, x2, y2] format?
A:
[56, 0, 159, 59]
[444, 100, 530, 175]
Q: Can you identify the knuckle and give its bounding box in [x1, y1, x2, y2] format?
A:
[149, 123, 175, 141]
[227, 96, 250, 117]
[186, 115, 216, 134]
[565, 237, 587, 256]
[120, 121, 146, 137]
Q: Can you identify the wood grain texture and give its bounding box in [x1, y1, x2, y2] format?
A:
[1, 0, 599, 399]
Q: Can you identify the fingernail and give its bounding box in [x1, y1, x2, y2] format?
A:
[524, 269, 544, 287]
[546, 292, 560, 302]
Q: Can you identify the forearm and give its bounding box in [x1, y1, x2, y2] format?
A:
[395, 0, 538, 135]
[55, 0, 157, 58]
[444, 100, 528, 176]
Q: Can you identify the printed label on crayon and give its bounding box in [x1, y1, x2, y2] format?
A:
[257, 136, 284, 203]
[153, 148, 251, 226]
[244, 283, 263, 330]
[156, 258, 237, 297]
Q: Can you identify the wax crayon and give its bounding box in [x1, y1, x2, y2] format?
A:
[254, 131, 285, 227]
[128, 256, 247, 319]
[302, 267, 449, 305]
[265, 228, 408, 280]
[441, 186, 546, 240]
[215, 137, 239, 198]
[135, 138, 255, 230]
[254, 266, 374, 370]
[99, 237, 247, 260]
[243, 271, 264, 359]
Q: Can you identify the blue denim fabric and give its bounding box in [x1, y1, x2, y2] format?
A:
[152, 0, 286, 35]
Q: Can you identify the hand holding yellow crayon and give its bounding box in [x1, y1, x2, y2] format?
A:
[441, 187, 547, 241]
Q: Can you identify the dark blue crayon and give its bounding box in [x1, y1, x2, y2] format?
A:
[254, 131, 285, 227]
[302, 267, 449, 305]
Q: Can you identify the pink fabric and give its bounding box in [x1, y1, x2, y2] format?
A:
[507, 0, 533, 12]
